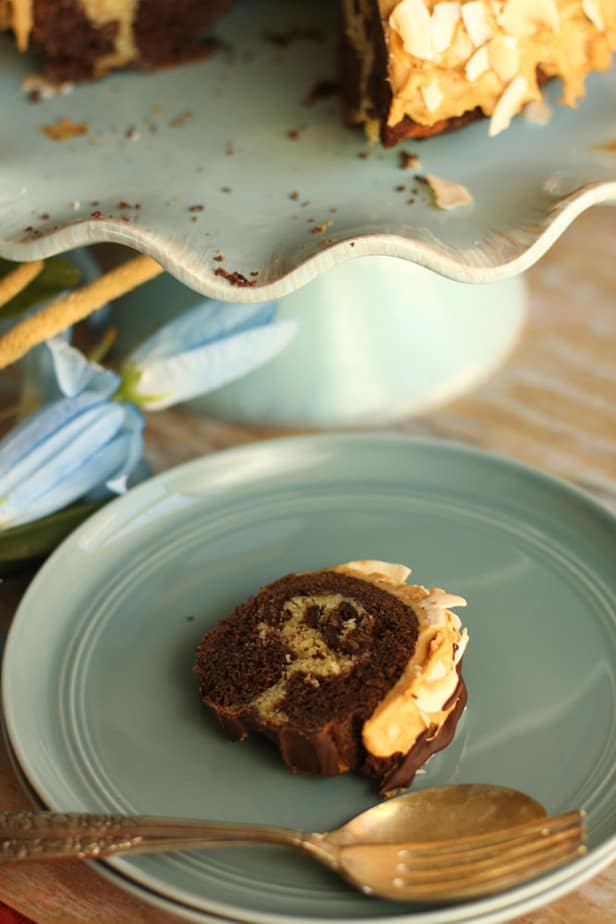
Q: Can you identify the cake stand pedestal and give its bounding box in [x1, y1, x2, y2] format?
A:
[107, 253, 526, 428]
[195, 258, 527, 428]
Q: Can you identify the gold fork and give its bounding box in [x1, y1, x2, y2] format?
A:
[0, 801, 586, 902]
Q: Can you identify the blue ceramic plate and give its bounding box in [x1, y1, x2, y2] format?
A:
[3, 435, 616, 923]
[0, 1, 615, 298]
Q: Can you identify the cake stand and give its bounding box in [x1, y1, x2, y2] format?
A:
[1, 0, 614, 426]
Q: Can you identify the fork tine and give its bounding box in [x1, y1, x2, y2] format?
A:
[396, 810, 585, 858]
[389, 842, 586, 901]
[395, 822, 586, 878]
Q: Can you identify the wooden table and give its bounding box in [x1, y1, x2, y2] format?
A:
[0, 205, 614, 923]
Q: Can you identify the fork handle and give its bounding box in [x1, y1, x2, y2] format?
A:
[0, 811, 315, 862]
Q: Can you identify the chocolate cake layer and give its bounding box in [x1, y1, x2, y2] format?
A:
[31, 0, 119, 82]
[195, 564, 468, 793]
[134, 0, 232, 67]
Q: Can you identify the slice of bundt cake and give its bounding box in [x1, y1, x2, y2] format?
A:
[195, 560, 469, 795]
[0, 0, 232, 82]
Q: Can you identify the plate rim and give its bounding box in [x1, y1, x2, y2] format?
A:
[3, 433, 616, 924]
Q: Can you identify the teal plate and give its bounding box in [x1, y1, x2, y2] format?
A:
[3, 436, 616, 923]
[1, 0, 615, 296]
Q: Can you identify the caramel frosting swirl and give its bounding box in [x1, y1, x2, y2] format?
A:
[333, 560, 469, 759]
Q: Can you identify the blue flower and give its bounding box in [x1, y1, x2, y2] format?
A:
[118, 299, 298, 410]
[0, 350, 143, 528]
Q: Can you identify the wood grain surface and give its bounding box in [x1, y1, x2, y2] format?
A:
[0, 205, 614, 922]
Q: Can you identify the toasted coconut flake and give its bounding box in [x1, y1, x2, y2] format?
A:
[489, 74, 528, 136]
[582, 0, 605, 31]
[462, 1, 494, 47]
[422, 78, 444, 112]
[390, 0, 436, 61]
[489, 34, 519, 80]
[425, 174, 473, 209]
[431, 2, 462, 53]
[466, 45, 490, 80]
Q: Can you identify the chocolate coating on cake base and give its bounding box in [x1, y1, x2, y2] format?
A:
[363, 671, 467, 795]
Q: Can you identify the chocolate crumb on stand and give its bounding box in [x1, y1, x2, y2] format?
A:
[214, 267, 256, 288]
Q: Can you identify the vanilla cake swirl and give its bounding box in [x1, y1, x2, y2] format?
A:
[195, 560, 469, 795]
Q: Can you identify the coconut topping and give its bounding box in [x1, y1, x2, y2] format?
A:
[499, 0, 559, 34]
[381, 0, 615, 137]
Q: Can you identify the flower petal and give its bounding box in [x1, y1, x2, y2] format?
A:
[105, 403, 145, 494]
[0, 431, 137, 528]
[46, 337, 120, 399]
[0, 403, 126, 522]
[129, 300, 278, 364]
[134, 318, 298, 410]
[0, 392, 107, 486]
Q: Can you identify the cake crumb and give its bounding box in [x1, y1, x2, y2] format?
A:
[289, 191, 300, 201]
[23, 74, 74, 101]
[41, 116, 89, 141]
[170, 110, 193, 127]
[214, 268, 256, 288]
[225, 141, 235, 156]
[399, 150, 421, 170]
[523, 99, 552, 126]
[302, 80, 339, 107]
[590, 139, 616, 152]
[188, 204, 205, 212]
[425, 174, 473, 210]
[220, 186, 232, 193]
[125, 126, 140, 141]
[287, 129, 301, 141]
[214, 254, 224, 262]
[311, 220, 333, 234]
